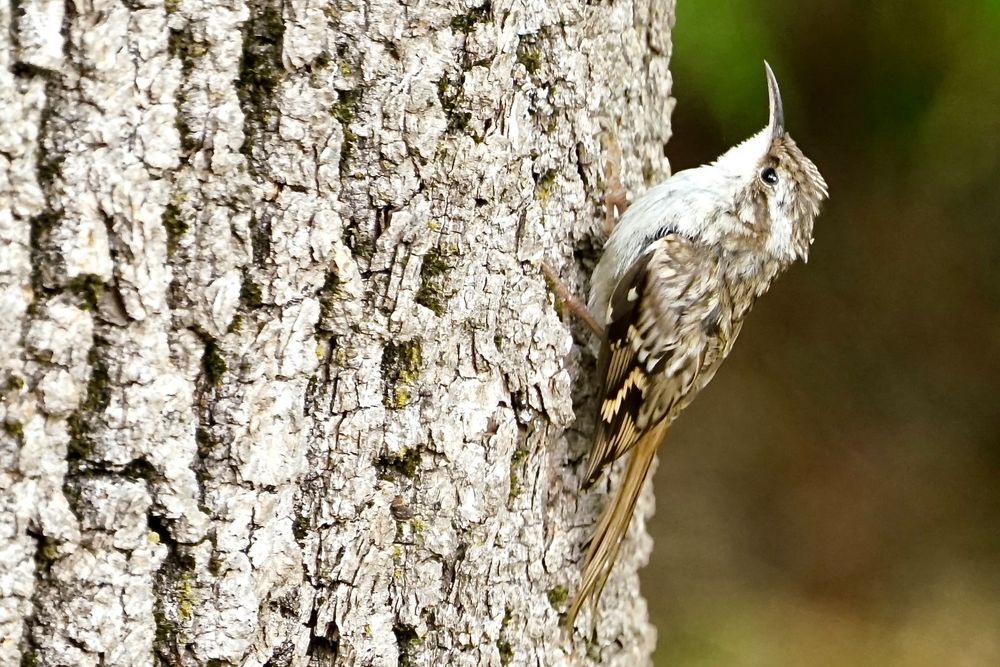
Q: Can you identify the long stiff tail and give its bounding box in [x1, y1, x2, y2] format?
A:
[565, 420, 667, 629]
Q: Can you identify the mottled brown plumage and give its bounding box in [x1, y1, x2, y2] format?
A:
[585, 235, 738, 487]
[567, 63, 828, 629]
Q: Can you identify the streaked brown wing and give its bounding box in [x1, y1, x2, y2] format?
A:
[584, 233, 730, 487]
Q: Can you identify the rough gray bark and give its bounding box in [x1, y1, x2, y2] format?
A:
[0, 0, 674, 664]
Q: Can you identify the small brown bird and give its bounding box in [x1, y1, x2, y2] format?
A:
[566, 63, 828, 628]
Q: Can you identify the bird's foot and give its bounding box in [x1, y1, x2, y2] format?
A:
[602, 134, 628, 235]
[541, 262, 606, 339]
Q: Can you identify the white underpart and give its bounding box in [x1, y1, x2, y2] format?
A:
[765, 183, 797, 261]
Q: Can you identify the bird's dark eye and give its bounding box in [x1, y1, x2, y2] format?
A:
[760, 167, 779, 185]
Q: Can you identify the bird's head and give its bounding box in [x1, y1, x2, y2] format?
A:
[711, 62, 829, 265]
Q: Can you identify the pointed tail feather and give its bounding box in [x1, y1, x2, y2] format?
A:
[565, 420, 668, 629]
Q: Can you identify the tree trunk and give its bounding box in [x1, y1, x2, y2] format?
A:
[0, 0, 674, 664]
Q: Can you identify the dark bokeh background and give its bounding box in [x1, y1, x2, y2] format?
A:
[644, 1, 1000, 664]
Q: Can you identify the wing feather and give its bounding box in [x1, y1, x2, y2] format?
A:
[584, 234, 735, 487]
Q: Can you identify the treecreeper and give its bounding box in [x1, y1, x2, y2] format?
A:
[564, 62, 829, 629]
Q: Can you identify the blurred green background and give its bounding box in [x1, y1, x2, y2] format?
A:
[644, 1, 1000, 665]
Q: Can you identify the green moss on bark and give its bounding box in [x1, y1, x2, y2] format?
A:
[414, 247, 453, 316]
[317, 270, 342, 329]
[201, 339, 227, 386]
[534, 168, 558, 202]
[240, 274, 263, 309]
[437, 76, 473, 134]
[236, 1, 285, 161]
[497, 606, 514, 665]
[376, 447, 423, 479]
[547, 585, 568, 608]
[331, 89, 361, 172]
[162, 201, 188, 255]
[516, 39, 542, 75]
[66, 274, 104, 311]
[381, 340, 422, 409]
[508, 443, 531, 500]
[450, 2, 491, 33]
[66, 340, 111, 467]
[3, 420, 24, 439]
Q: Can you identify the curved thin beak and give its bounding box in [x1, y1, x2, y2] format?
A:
[764, 61, 785, 140]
